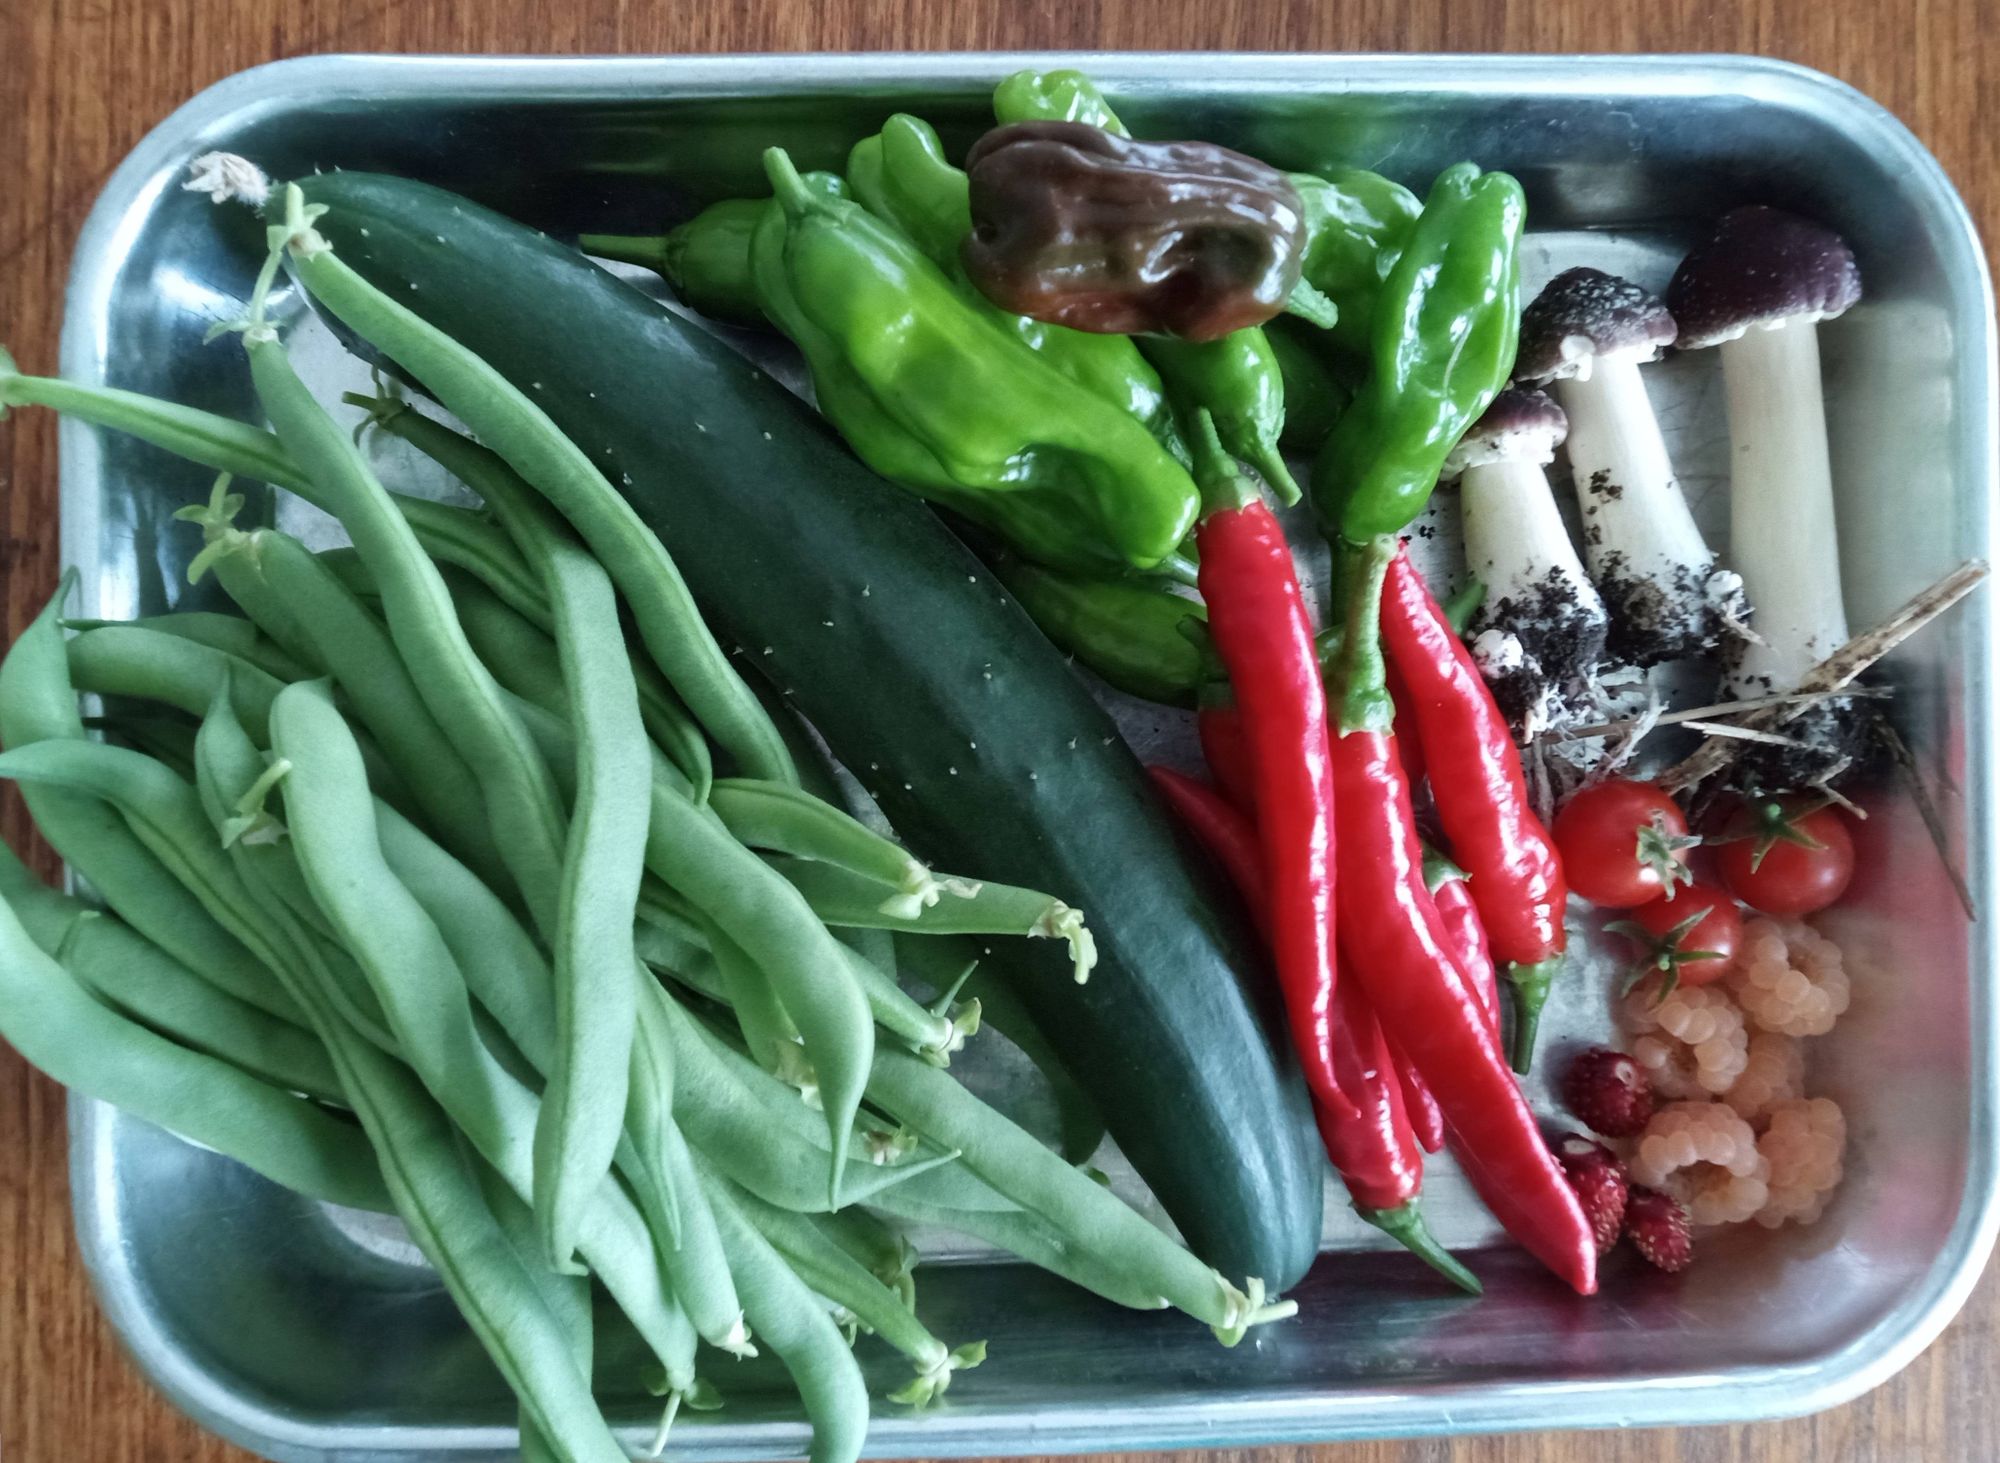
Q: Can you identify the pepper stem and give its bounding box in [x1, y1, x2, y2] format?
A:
[577, 232, 671, 272]
[1505, 954, 1564, 1074]
[1334, 535, 1397, 735]
[1186, 409, 1262, 515]
[762, 148, 819, 219]
[1357, 1199, 1482, 1294]
[1440, 576, 1487, 635]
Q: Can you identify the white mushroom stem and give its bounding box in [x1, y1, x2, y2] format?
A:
[1558, 357, 1735, 661]
[1461, 456, 1610, 728]
[1719, 319, 1851, 695]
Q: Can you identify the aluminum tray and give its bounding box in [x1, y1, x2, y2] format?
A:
[56, 51, 1998, 1460]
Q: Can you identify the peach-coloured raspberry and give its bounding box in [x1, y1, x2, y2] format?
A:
[1727, 919, 1851, 1037]
[1723, 1031, 1805, 1125]
[1623, 977, 1748, 1095]
[1631, 1101, 1768, 1224]
[1755, 1097, 1847, 1228]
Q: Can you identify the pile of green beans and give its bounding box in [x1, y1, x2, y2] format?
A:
[0, 182, 1295, 1463]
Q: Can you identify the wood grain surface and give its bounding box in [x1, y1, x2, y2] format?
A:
[1, 1, 1994, 1460]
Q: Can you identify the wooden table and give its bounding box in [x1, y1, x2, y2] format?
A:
[2, 1, 1994, 1459]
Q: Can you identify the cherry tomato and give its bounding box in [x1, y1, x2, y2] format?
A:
[1711, 797, 1855, 916]
[1614, 883, 1744, 991]
[1552, 779, 1697, 908]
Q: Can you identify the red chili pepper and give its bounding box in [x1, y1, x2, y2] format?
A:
[1186, 411, 1347, 1117]
[1332, 540, 1597, 1295]
[1389, 1038, 1446, 1154]
[1424, 845, 1502, 1038]
[1146, 767, 1264, 918]
[1380, 545, 1568, 1074]
[1195, 697, 1257, 816]
[1150, 763, 1476, 1293]
[1387, 659, 1426, 787]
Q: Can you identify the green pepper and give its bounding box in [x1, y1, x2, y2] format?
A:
[994, 68, 1131, 136]
[582, 197, 775, 327]
[990, 71, 1303, 508]
[755, 148, 1198, 573]
[847, 115, 1184, 458]
[1266, 318, 1352, 453]
[992, 557, 1207, 706]
[1311, 162, 1525, 546]
[1290, 168, 1423, 359]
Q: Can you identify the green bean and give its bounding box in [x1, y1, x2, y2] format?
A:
[243, 303, 569, 938]
[650, 993, 954, 1213]
[0, 599, 302, 1026]
[721, 1167, 983, 1406]
[0, 842, 341, 1100]
[501, 679, 872, 1197]
[709, 778, 939, 917]
[0, 877, 385, 1209]
[189, 702, 700, 1408]
[277, 196, 794, 785]
[315, 546, 378, 601]
[178, 505, 499, 882]
[89, 712, 199, 779]
[64, 611, 311, 682]
[772, 856, 1098, 985]
[0, 349, 545, 609]
[834, 941, 973, 1064]
[449, 564, 714, 804]
[700, 914, 804, 1077]
[895, 932, 1105, 1164]
[865, 1047, 1285, 1340]
[356, 399, 717, 802]
[474, 1159, 596, 1463]
[703, 1178, 870, 1463]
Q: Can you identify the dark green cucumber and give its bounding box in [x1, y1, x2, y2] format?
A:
[295, 172, 1324, 1291]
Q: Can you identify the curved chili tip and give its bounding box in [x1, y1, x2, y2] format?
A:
[1358, 1198, 1482, 1295]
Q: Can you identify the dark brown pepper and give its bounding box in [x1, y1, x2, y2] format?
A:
[961, 120, 1307, 342]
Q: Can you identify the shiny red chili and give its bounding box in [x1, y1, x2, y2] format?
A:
[1389, 1038, 1446, 1154]
[1425, 845, 1501, 1038]
[1380, 545, 1568, 1074]
[1146, 767, 1263, 919]
[1195, 697, 1257, 816]
[1187, 411, 1347, 1117]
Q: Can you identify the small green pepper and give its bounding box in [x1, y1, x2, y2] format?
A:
[1311, 162, 1526, 546]
[1291, 168, 1423, 358]
[847, 115, 1184, 457]
[991, 556, 1207, 706]
[994, 69, 1131, 136]
[1266, 318, 1352, 453]
[582, 198, 775, 327]
[755, 148, 1198, 573]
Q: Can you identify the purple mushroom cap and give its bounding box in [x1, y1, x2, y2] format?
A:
[1515, 267, 1679, 384]
[1445, 387, 1569, 474]
[1666, 205, 1862, 350]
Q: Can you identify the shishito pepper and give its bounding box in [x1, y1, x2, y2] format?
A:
[752, 147, 1198, 574]
[1291, 168, 1422, 360]
[993, 68, 1303, 506]
[1311, 162, 1526, 545]
[991, 556, 1206, 706]
[848, 114, 1184, 456]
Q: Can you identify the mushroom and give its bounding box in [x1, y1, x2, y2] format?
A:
[1517, 267, 1746, 668]
[1667, 207, 1862, 702]
[1452, 387, 1610, 733]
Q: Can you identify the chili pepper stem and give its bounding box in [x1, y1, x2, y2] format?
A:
[577, 233, 671, 271]
[762, 148, 820, 219]
[1505, 954, 1564, 1075]
[1335, 536, 1397, 734]
[1357, 1199, 1483, 1295]
[1246, 440, 1303, 508]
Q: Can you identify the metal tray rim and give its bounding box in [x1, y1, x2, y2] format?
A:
[57, 49, 2000, 1456]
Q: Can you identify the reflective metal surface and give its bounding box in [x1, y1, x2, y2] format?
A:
[58, 52, 1998, 1460]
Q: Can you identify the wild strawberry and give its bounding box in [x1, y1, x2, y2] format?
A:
[1625, 1185, 1692, 1272]
[1562, 1047, 1655, 1136]
[1555, 1134, 1628, 1254]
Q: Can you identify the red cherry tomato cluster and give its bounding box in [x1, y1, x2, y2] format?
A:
[1552, 780, 1856, 995]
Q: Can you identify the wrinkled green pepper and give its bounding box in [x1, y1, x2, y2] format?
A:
[582, 198, 773, 326]
[992, 69, 1303, 507]
[992, 557, 1208, 706]
[1266, 317, 1352, 452]
[754, 148, 1198, 573]
[847, 115, 1184, 457]
[1311, 162, 1525, 546]
[994, 68, 1131, 136]
[1291, 168, 1423, 359]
